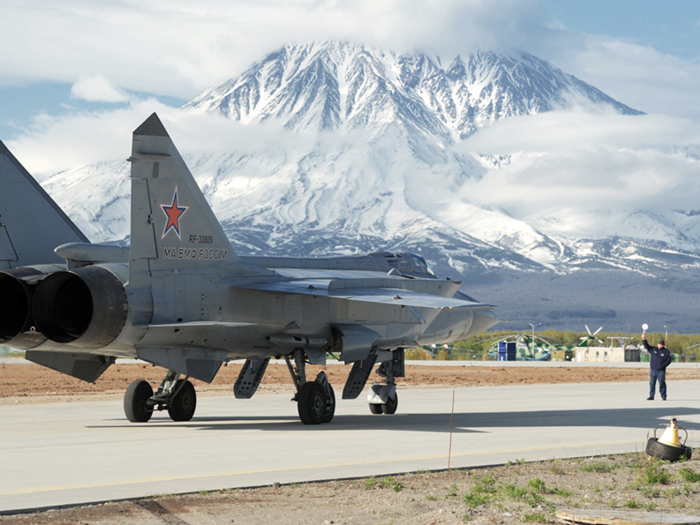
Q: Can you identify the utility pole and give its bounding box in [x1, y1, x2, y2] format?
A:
[529, 323, 541, 340]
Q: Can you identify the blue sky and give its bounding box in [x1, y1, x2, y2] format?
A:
[0, 0, 698, 177]
[542, 0, 699, 59]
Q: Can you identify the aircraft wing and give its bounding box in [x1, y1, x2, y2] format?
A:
[237, 280, 496, 310]
[1, 140, 88, 268]
[138, 321, 256, 349]
[135, 322, 256, 383]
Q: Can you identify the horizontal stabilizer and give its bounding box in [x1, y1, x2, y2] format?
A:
[55, 243, 129, 264]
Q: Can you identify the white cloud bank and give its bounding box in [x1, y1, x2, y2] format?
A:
[3, 0, 544, 98]
[5, 100, 313, 179]
[71, 75, 129, 103]
[460, 111, 700, 224]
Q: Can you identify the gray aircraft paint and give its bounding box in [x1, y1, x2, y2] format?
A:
[0, 114, 498, 423]
[0, 140, 88, 269]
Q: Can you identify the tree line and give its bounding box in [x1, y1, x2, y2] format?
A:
[403, 329, 700, 360]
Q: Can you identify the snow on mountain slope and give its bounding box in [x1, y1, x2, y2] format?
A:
[184, 42, 641, 141]
[42, 161, 130, 242]
[42, 41, 700, 304]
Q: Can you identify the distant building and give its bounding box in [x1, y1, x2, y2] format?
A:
[574, 346, 640, 362]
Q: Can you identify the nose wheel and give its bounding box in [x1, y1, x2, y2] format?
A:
[368, 384, 398, 415]
[382, 392, 398, 415]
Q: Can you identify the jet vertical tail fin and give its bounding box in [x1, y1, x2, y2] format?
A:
[0, 140, 88, 269]
[129, 113, 240, 272]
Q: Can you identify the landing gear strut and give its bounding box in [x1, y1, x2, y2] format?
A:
[123, 370, 197, 423]
[285, 349, 335, 425]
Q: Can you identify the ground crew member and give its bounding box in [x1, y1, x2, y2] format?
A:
[642, 334, 672, 400]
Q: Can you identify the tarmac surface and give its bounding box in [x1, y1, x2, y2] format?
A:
[1, 378, 699, 514]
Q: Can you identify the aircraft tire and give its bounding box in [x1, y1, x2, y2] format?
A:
[298, 381, 325, 425]
[124, 379, 153, 423]
[646, 437, 692, 462]
[369, 403, 383, 415]
[168, 380, 197, 422]
[321, 383, 335, 424]
[382, 393, 398, 415]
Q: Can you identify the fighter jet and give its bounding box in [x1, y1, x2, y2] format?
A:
[0, 114, 498, 425]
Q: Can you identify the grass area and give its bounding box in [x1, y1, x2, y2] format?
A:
[359, 450, 700, 523]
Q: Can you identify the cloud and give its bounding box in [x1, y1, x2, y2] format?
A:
[5, 101, 163, 178]
[561, 38, 700, 118]
[524, 25, 700, 119]
[2, 0, 699, 226]
[0, 0, 551, 99]
[71, 75, 129, 103]
[5, 99, 313, 180]
[459, 111, 700, 220]
[1, 0, 698, 121]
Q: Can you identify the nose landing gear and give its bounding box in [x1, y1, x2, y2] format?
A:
[367, 349, 403, 415]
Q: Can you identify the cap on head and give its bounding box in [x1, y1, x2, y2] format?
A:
[658, 339, 665, 346]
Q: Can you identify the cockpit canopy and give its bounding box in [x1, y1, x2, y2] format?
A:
[374, 252, 437, 278]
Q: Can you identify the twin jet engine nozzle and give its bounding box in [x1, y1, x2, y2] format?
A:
[0, 264, 129, 350]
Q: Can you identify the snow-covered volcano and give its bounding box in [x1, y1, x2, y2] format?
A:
[42, 41, 700, 331]
[184, 41, 640, 137]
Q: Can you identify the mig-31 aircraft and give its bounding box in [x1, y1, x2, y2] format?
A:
[0, 114, 498, 425]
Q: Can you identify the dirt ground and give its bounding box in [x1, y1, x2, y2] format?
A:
[4, 454, 700, 525]
[3, 360, 700, 405]
[2, 362, 700, 524]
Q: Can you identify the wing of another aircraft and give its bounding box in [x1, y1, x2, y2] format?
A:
[0, 140, 88, 269]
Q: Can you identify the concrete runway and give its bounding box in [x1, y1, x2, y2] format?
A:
[1, 380, 699, 514]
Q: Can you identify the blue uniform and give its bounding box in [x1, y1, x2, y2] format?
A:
[643, 339, 672, 400]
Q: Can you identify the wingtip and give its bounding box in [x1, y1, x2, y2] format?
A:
[133, 113, 170, 138]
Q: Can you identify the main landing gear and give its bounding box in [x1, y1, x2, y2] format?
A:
[122, 347, 403, 424]
[124, 370, 197, 423]
[286, 349, 335, 425]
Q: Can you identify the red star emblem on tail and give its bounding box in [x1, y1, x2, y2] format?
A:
[160, 187, 189, 239]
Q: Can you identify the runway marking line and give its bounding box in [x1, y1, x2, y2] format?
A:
[0, 439, 641, 497]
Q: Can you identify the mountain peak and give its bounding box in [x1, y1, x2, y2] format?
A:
[43, 41, 695, 332]
[184, 41, 642, 140]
